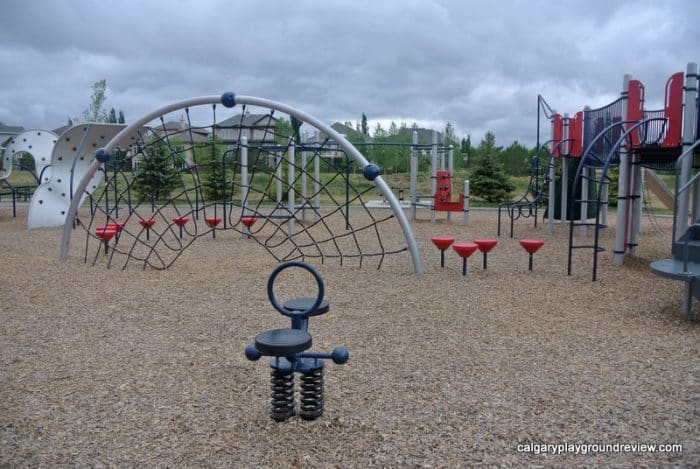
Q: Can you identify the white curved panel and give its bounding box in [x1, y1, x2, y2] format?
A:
[28, 123, 126, 229]
[1, 129, 57, 181]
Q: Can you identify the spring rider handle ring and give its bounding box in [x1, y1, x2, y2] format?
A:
[267, 261, 325, 319]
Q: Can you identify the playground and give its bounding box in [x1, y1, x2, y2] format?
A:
[1, 64, 699, 465]
[0, 203, 697, 466]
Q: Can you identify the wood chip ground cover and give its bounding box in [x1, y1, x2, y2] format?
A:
[0, 205, 698, 467]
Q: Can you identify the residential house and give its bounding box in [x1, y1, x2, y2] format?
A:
[1, 122, 25, 145]
[132, 119, 210, 168]
[213, 112, 278, 145]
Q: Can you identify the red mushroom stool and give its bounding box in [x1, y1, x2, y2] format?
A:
[452, 242, 479, 275]
[138, 218, 156, 241]
[205, 216, 223, 238]
[240, 216, 257, 238]
[171, 216, 189, 238]
[95, 226, 117, 254]
[474, 239, 498, 270]
[519, 239, 544, 271]
[431, 236, 455, 268]
[106, 222, 126, 244]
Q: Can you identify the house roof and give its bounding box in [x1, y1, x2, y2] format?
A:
[154, 123, 210, 143]
[216, 113, 277, 127]
[331, 122, 364, 138]
[153, 120, 205, 134]
[52, 125, 71, 136]
[0, 122, 25, 134]
[398, 127, 443, 145]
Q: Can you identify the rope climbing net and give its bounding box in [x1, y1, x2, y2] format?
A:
[64, 94, 423, 272]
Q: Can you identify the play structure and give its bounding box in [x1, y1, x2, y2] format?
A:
[562, 65, 697, 281]
[0, 124, 126, 226]
[524, 62, 700, 315]
[244, 261, 349, 421]
[408, 130, 469, 224]
[58, 93, 425, 274]
[497, 98, 561, 238]
[29, 123, 126, 228]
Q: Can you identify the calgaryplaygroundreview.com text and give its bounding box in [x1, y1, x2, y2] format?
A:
[516, 441, 683, 456]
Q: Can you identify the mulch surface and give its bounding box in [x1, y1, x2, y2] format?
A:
[1, 205, 698, 467]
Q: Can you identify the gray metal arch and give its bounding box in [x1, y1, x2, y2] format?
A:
[59, 94, 425, 274]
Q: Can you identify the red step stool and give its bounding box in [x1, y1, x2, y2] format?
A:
[431, 236, 455, 268]
[240, 216, 257, 238]
[138, 218, 156, 241]
[205, 216, 223, 238]
[474, 239, 498, 269]
[171, 216, 189, 239]
[95, 226, 117, 254]
[519, 239, 544, 271]
[452, 242, 478, 275]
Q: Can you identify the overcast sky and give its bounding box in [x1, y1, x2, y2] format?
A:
[0, 0, 697, 146]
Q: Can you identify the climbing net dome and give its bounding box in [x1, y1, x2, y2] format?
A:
[60, 94, 423, 272]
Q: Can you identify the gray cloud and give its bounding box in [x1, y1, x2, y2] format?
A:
[1, 0, 697, 146]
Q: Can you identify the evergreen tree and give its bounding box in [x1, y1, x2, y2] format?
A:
[469, 131, 514, 203]
[108, 107, 117, 123]
[461, 135, 472, 168]
[132, 140, 179, 202]
[500, 140, 532, 176]
[361, 113, 369, 136]
[195, 139, 226, 201]
[444, 122, 458, 147]
[118, 110, 125, 124]
[290, 116, 303, 142]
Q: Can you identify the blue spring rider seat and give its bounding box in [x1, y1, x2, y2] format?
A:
[244, 261, 349, 421]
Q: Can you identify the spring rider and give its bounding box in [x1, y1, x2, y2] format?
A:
[244, 261, 349, 421]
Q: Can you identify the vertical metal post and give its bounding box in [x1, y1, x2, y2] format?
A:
[430, 131, 437, 223]
[447, 145, 453, 222]
[276, 151, 283, 207]
[301, 132, 308, 222]
[241, 136, 249, 217]
[288, 143, 296, 236]
[463, 180, 470, 225]
[344, 153, 350, 230]
[629, 163, 643, 254]
[614, 74, 632, 265]
[410, 130, 418, 220]
[678, 62, 699, 239]
[313, 143, 320, 221]
[221, 149, 227, 228]
[561, 114, 569, 227]
[547, 154, 555, 232]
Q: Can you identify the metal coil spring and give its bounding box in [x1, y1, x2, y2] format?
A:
[299, 368, 324, 420]
[270, 369, 295, 421]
